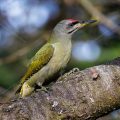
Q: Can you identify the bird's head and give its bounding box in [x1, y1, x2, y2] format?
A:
[52, 19, 96, 39]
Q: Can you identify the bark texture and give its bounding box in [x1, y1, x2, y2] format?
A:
[0, 58, 120, 120]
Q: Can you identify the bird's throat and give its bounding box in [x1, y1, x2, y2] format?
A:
[49, 32, 71, 44]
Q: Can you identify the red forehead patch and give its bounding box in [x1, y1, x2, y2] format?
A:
[67, 19, 78, 23]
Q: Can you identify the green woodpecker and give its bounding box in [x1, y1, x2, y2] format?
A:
[16, 19, 96, 97]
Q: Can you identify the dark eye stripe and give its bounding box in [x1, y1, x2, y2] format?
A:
[68, 21, 79, 27]
[67, 27, 78, 34]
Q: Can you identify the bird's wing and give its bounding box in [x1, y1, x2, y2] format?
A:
[16, 43, 54, 93]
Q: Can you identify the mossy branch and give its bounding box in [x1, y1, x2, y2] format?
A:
[0, 58, 120, 120]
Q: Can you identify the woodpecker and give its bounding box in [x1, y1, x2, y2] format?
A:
[16, 19, 96, 97]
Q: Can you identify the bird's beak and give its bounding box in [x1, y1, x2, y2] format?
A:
[81, 20, 97, 25]
[74, 20, 97, 29]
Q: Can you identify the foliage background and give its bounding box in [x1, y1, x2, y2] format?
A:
[0, 0, 120, 119]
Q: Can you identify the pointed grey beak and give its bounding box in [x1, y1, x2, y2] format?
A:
[81, 20, 97, 24]
[74, 19, 97, 29]
[71, 19, 97, 33]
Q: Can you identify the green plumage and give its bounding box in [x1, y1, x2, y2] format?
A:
[16, 43, 54, 93]
[16, 19, 96, 97]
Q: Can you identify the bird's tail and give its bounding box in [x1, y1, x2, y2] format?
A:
[15, 75, 27, 95]
[14, 83, 22, 95]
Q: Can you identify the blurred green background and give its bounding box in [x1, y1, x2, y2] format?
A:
[0, 0, 120, 119]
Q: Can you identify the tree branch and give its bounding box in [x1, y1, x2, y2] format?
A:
[0, 58, 120, 120]
[79, 0, 120, 35]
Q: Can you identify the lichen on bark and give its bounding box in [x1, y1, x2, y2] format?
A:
[0, 58, 120, 120]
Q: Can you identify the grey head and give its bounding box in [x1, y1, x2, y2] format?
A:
[51, 19, 97, 41]
[53, 19, 81, 39]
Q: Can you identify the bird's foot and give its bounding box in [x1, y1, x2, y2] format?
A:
[65, 68, 80, 76]
[41, 86, 49, 92]
[36, 86, 49, 93]
[70, 68, 80, 74]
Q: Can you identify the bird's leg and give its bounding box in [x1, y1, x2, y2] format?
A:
[40, 86, 49, 92]
[35, 83, 49, 92]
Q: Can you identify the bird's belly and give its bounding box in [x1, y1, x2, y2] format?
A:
[33, 42, 71, 86]
[47, 43, 71, 76]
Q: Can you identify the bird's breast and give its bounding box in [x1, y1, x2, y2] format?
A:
[34, 41, 72, 86]
[47, 41, 72, 75]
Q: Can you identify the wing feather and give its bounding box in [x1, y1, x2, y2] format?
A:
[16, 43, 54, 93]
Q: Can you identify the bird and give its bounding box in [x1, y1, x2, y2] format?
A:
[16, 19, 96, 97]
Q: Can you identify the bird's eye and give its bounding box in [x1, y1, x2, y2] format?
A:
[68, 23, 74, 27]
[68, 21, 79, 27]
[66, 21, 79, 30]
